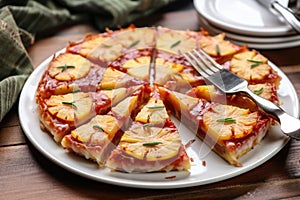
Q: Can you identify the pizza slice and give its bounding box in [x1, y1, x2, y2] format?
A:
[61, 94, 143, 166]
[159, 87, 271, 166]
[36, 53, 106, 99]
[67, 25, 156, 65]
[187, 82, 280, 112]
[38, 85, 149, 142]
[106, 90, 191, 173]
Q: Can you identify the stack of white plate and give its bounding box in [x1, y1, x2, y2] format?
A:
[193, 0, 300, 49]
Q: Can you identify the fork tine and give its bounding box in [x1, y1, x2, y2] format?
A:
[197, 49, 223, 71]
[185, 51, 216, 78]
[184, 52, 209, 79]
[192, 51, 219, 74]
[190, 51, 216, 75]
[193, 50, 220, 73]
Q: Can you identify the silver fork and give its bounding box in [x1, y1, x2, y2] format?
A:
[184, 49, 300, 140]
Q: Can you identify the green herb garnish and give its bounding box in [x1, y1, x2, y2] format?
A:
[142, 142, 162, 146]
[101, 43, 112, 48]
[62, 101, 77, 109]
[147, 105, 165, 109]
[72, 89, 81, 93]
[247, 59, 264, 68]
[93, 125, 104, 132]
[143, 123, 154, 128]
[253, 87, 264, 95]
[170, 40, 181, 48]
[216, 44, 221, 55]
[129, 40, 140, 48]
[216, 118, 236, 123]
[57, 64, 75, 72]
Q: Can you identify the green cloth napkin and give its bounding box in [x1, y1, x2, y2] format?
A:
[0, 0, 177, 122]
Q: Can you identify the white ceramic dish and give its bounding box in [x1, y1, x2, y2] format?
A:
[19, 49, 299, 189]
[198, 16, 300, 49]
[194, 0, 295, 36]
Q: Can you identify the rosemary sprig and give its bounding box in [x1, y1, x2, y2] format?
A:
[253, 87, 264, 95]
[101, 43, 112, 48]
[142, 142, 162, 146]
[216, 118, 236, 123]
[247, 59, 264, 68]
[170, 40, 181, 48]
[216, 44, 221, 55]
[62, 101, 77, 109]
[93, 125, 104, 132]
[129, 40, 140, 48]
[143, 123, 154, 128]
[72, 89, 81, 93]
[147, 105, 165, 109]
[57, 64, 75, 72]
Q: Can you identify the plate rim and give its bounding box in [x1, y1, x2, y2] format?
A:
[193, 0, 294, 36]
[197, 16, 300, 49]
[18, 48, 298, 189]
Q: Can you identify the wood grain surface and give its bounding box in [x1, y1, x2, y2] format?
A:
[1, 1, 300, 199]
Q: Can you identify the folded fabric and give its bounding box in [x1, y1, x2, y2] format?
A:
[0, 0, 177, 122]
[0, 7, 34, 122]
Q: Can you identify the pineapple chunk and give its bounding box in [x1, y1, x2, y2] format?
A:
[79, 36, 107, 56]
[100, 68, 124, 89]
[127, 65, 149, 81]
[111, 96, 138, 118]
[122, 56, 151, 69]
[155, 64, 176, 85]
[155, 58, 184, 72]
[203, 104, 258, 141]
[115, 27, 156, 49]
[88, 37, 123, 62]
[191, 85, 218, 101]
[135, 98, 168, 124]
[48, 53, 91, 81]
[101, 88, 127, 106]
[71, 115, 120, 143]
[230, 50, 271, 82]
[154, 57, 185, 85]
[120, 126, 181, 161]
[46, 92, 93, 123]
[99, 67, 136, 89]
[157, 31, 197, 54]
[248, 83, 272, 100]
[170, 91, 199, 113]
[200, 33, 236, 57]
[122, 56, 151, 80]
[172, 72, 200, 86]
[54, 84, 80, 95]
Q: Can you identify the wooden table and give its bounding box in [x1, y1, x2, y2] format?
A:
[1, 1, 300, 199]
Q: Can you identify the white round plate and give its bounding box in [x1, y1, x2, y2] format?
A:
[19, 50, 299, 189]
[194, 0, 295, 36]
[198, 16, 300, 49]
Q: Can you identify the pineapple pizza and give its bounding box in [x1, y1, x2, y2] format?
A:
[36, 26, 281, 175]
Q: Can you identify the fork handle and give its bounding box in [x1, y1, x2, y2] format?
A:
[272, 1, 300, 33]
[243, 87, 300, 139]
